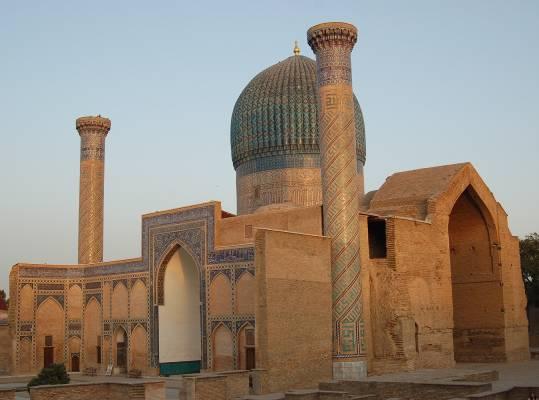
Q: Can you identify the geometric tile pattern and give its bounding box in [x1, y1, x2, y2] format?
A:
[308, 22, 366, 358]
[144, 203, 254, 369]
[76, 116, 111, 265]
[230, 54, 366, 172]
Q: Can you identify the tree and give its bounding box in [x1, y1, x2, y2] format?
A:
[520, 232, 539, 308]
[27, 363, 70, 389]
[0, 290, 7, 310]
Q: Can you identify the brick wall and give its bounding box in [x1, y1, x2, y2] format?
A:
[144, 382, 165, 400]
[366, 215, 455, 374]
[217, 370, 249, 399]
[0, 389, 15, 400]
[29, 381, 164, 400]
[215, 205, 322, 247]
[0, 324, 11, 375]
[320, 380, 492, 400]
[365, 163, 529, 373]
[284, 389, 347, 399]
[254, 229, 332, 393]
[183, 374, 227, 400]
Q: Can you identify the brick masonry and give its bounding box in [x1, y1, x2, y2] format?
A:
[29, 381, 164, 400]
[0, 389, 15, 400]
[254, 228, 333, 393]
[183, 374, 227, 400]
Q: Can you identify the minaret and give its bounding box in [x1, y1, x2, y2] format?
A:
[307, 22, 366, 379]
[75, 115, 111, 264]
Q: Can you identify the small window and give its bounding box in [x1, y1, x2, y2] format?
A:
[97, 336, 102, 364]
[254, 185, 261, 200]
[45, 335, 53, 347]
[245, 328, 255, 346]
[245, 224, 253, 239]
[415, 322, 419, 353]
[368, 217, 387, 259]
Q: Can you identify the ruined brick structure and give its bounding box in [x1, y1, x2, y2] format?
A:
[5, 21, 528, 389]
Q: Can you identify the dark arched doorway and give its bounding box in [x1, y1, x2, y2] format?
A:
[114, 327, 128, 372]
[449, 186, 505, 362]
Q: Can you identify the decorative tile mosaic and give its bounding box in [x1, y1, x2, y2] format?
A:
[37, 283, 64, 290]
[230, 54, 365, 170]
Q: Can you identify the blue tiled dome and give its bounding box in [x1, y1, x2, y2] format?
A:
[230, 55, 366, 170]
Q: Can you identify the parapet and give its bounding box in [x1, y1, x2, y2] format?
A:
[307, 22, 358, 51]
[75, 115, 111, 134]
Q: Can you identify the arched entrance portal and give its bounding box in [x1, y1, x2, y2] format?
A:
[158, 246, 201, 375]
[448, 187, 505, 362]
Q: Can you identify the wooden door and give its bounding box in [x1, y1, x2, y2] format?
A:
[71, 354, 80, 372]
[117, 342, 127, 368]
[246, 347, 255, 370]
[44, 347, 54, 368]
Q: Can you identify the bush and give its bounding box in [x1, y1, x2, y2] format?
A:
[27, 363, 70, 389]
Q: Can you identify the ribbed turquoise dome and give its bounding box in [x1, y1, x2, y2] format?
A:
[230, 54, 366, 170]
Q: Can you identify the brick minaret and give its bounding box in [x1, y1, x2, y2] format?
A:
[308, 22, 366, 379]
[75, 115, 111, 264]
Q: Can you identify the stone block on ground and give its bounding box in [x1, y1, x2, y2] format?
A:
[218, 370, 250, 399]
[183, 373, 227, 400]
[0, 389, 15, 400]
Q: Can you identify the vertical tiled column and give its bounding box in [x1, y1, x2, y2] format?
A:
[308, 22, 366, 379]
[76, 116, 111, 264]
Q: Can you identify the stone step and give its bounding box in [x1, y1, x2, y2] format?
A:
[242, 394, 285, 400]
[285, 389, 348, 399]
[464, 388, 511, 400]
[347, 395, 376, 400]
[452, 370, 500, 383]
[127, 385, 146, 399]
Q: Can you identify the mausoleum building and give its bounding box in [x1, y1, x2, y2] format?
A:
[6, 22, 529, 390]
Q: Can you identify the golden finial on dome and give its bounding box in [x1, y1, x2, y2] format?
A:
[293, 40, 300, 55]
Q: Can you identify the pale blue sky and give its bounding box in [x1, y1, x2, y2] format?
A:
[1, 1, 538, 291]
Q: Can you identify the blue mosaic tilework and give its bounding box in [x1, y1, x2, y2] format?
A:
[209, 269, 232, 283]
[233, 267, 255, 282]
[236, 154, 320, 177]
[85, 293, 101, 305]
[159, 360, 200, 376]
[36, 294, 64, 307]
[208, 247, 254, 264]
[18, 259, 145, 278]
[235, 319, 255, 331]
[230, 55, 366, 170]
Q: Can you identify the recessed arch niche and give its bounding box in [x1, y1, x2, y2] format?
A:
[158, 246, 201, 375]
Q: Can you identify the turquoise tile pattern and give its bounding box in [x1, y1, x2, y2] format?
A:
[230, 55, 366, 173]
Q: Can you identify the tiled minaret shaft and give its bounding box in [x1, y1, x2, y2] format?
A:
[76, 116, 111, 264]
[308, 22, 366, 377]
